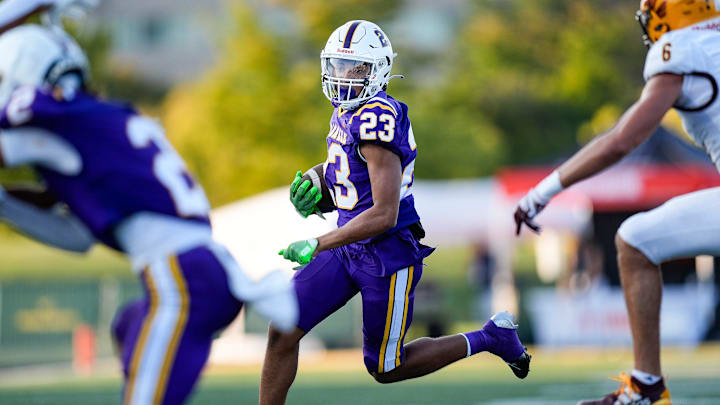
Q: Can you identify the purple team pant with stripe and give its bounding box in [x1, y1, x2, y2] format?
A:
[293, 229, 433, 374]
[112, 244, 243, 405]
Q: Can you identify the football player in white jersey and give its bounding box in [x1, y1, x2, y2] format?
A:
[515, 1, 720, 404]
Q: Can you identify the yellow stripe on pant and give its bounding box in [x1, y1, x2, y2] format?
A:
[377, 272, 398, 373]
[152, 255, 190, 405]
[124, 268, 158, 405]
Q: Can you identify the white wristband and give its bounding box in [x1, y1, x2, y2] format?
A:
[535, 170, 563, 202]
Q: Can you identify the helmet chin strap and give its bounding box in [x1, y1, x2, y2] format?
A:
[389, 74, 405, 82]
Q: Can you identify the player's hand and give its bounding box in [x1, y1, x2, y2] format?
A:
[514, 171, 564, 236]
[278, 238, 318, 265]
[289, 171, 322, 218]
[514, 189, 548, 235]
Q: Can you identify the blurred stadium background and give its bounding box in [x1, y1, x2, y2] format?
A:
[0, 0, 719, 403]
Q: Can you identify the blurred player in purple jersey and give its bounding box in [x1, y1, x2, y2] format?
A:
[260, 20, 531, 405]
[0, 23, 297, 405]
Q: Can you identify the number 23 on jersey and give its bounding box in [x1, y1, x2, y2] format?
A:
[328, 111, 416, 210]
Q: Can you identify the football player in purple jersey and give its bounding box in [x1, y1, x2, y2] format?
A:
[0, 24, 298, 405]
[260, 20, 531, 405]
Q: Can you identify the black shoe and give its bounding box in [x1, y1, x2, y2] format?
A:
[506, 350, 531, 379]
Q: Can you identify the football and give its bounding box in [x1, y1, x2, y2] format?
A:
[301, 163, 336, 213]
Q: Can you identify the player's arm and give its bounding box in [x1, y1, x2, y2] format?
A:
[3, 184, 58, 208]
[557, 74, 683, 187]
[0, 132, 94, 253]
[317, 144, 401, 250]
[515, 73, 683, 234]
[0, 185, 95, 253]
[279, 144, 401, 264]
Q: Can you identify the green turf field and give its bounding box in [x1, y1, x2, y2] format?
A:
[1, 346, 719, 404]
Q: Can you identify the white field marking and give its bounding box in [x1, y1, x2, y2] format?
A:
[481, 399, 720, 405]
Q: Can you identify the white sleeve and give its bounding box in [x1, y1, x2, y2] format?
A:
[0, 187, 95, 253]
[0, 128, 82, 175]
[643, 31, 696, 81]
[0, 0, 52, 30]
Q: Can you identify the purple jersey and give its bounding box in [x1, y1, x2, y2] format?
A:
[325, 91, 419, 235]
[0, 87, 210, 249]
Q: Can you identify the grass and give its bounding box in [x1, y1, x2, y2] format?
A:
[1, 345, 719, 404]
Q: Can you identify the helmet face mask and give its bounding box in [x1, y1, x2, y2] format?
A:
[635, 8, 653, 47]
[322, 57, 374, 106]
[320, 20, 395, 110]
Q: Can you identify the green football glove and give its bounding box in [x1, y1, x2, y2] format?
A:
[289, 171, 323, 218]
[278, 238, 318, 265]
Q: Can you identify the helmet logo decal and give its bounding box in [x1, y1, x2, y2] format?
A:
[374, 29, 389, 47]
[343, 21, 361, 48]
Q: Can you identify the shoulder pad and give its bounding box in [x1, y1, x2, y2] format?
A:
[348, 99, 399, 142]
[644, 30, 697, 81]
[350, 97, 398, 121]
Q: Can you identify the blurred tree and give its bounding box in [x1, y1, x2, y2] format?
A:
[163, 0, 651, 205]
[163, 1, 403, 206]
[164, 4, 325, 206]
[269, 0, 401, 48]
[69, 23, 167, 106]
[418, 0, 646, 173]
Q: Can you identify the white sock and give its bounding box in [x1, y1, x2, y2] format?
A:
[631, 369, 662, 385]
[460, 333, 472, 358]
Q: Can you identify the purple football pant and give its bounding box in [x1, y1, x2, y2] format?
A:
[293, 250, 422, 374]
[113, 245, 243, 405]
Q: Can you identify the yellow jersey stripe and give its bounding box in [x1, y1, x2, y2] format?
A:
[378, 273, 397, 373]
[367, 97, 397, 115]
[349, 102, 396, 126]
[152, 256, 190, 405]
[395, 266, 414, 367]
[124, 268, 158, 405]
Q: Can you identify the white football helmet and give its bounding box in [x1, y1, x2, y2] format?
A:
[0, 24, 89, 108]
[321, 20, 399, 110]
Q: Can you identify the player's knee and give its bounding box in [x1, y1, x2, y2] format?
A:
[615, 232, 653, 268]
[615, 232, 635, 259]
[266, 326, 301, 353]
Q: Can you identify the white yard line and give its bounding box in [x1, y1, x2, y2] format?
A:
[482, 399, 719, 405]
